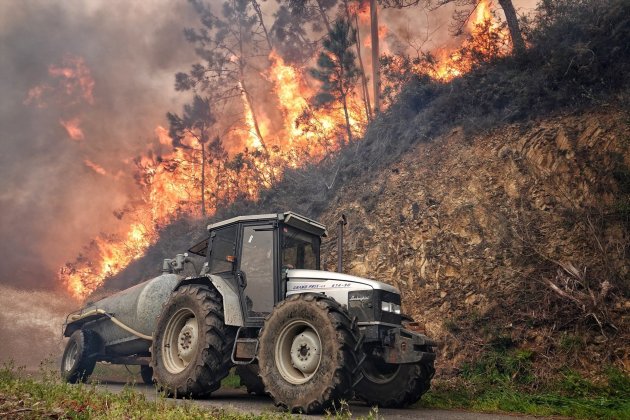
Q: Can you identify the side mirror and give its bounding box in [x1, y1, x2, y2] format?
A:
[236, 270, 247, 288]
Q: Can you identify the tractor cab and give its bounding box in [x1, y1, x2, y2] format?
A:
[188, 212, 327, 326]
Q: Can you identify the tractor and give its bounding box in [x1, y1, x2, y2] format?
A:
[62, 212, 436, 413]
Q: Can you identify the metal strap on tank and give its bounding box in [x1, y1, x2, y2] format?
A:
[69, 309, 153, 341]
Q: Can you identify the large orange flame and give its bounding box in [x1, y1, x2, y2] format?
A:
[59, 50, 366, 299]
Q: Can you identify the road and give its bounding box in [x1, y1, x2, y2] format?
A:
[99, 381, 537, 419]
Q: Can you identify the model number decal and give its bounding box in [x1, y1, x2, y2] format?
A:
[291, 282, 352, 290]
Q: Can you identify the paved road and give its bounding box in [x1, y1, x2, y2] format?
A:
[100, 381, 537, 419]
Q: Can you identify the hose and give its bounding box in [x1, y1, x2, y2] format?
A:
[69, 309, 153, 341]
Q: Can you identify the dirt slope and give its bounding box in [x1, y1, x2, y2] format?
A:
[319, 107, 630, 377]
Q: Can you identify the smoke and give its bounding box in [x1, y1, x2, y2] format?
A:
[0, 0, 198, 291]
[0, 285, 76, 369]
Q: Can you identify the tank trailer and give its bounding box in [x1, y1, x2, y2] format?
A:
[62, 212, 436, 413]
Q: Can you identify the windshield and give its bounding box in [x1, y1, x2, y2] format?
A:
[281, 225, 320, 270]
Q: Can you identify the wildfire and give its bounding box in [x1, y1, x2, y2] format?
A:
[25, 54, 95, 108]
[431, 0, 510, 81]
[59, 49, 366, 299]
[60, 118, 84, 141]
[57, 2, 503, 299]
[84, 159, 107, 175]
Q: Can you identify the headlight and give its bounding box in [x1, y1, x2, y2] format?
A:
[381, 301, 401, 314]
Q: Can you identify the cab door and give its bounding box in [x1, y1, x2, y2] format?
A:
[237, 224, 278, 324]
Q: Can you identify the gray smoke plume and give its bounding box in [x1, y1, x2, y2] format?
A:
[0, 0, 198, 293]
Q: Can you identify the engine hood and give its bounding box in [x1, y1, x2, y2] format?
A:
[286, 269, 399, 294]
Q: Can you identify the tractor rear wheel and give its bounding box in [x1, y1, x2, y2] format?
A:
[354, 355, 435, 408]
[61, 329, 100, 384]
[236, 364, 266, 396]
[258, 293, 362, 414]
[151, 285, 236, 398]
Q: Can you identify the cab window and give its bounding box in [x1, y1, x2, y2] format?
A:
[208, 225, 237, 274]
[281, 226, 319, 270]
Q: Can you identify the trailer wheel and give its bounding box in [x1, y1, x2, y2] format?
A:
[151, 285, 236, 398]
[354, 355, 435, 408]
[140, 365, 154, 385]
[258, 293, 362, 414]
[61, 330, 99, 384]
[236, 365, 266, 396]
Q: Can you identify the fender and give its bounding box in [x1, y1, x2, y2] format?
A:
[175, 275, 244, 327]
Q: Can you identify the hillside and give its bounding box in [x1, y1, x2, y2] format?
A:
[98, 0, 630, 381]
[318, 107, 629, 378]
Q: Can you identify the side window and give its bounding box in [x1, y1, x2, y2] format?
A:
[208, 226, 237, 274]
[240, 226, 274, 317]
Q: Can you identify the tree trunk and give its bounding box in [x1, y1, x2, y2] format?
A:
[242, 83, 266, 150]
[370, 0, 380, 114]
[342, 94, 353, 144]
[200, 142, 206, 217]
[349, 4, 372, 121]
[251, 0, 273, 51]
[315, 0, 332, 33]
[497, 0, 526, 56]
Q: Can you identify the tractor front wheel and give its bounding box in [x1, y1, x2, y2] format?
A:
[258, 293, 362, 414]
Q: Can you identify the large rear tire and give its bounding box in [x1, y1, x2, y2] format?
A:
[258, 293, 362, 414]
[236, 364, 266, 396]
[150, 285, 236, 398]
[354, 356, 435, 408]
[61, 330, 100, 384]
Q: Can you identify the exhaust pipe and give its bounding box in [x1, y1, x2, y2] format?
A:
[337, 214, 347, 272]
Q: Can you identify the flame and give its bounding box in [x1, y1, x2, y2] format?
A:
[25, 54, 95, 108]
[84, 159, 107, 175]
[48, 55, 95, 105]
[431, 0, 510, 82]
[59, 49, 367, 299]
[60, 118, 84, 141]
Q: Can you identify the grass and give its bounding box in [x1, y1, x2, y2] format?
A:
[2, 358, 628, 418]
[0, 363, 379, 419]
[0, 362, 284, 419]
[418, 351, 630, 419]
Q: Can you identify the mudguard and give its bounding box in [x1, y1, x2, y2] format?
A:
[175, 275, 244, 327]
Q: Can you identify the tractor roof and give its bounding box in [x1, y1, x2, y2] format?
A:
[207, 211, 327, 237]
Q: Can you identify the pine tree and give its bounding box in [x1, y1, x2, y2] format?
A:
[167, 95, 215, 217]
[309, 19, 361, 144]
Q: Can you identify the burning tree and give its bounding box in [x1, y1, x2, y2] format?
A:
[166, 95, 215, 217]
[310, 19, 361, 144]
[176, 0, 272, 153]
[427, 0, 525, 55]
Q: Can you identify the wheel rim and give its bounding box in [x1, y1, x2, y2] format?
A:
[275, 319, 322, 384]
[362, 358, 401, 384]
[161, 308, 198, 374]
[63, 340, 78, 372]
